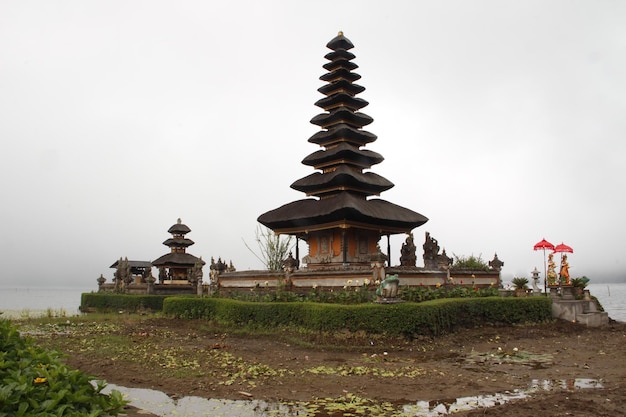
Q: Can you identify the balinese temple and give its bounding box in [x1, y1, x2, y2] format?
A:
[258, 32, 428, 269]
[152, 218, 205, 281]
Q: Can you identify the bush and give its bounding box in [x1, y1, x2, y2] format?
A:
[163, 296, 552, 336]
[512, 277, 529, 289]
[451, 254, 490, 271]
[0, 319, 128, 416]
[81, 293, 175, 312]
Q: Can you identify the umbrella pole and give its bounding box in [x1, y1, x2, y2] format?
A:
[543, 249, 547, 294]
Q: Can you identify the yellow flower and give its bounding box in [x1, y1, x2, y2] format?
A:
[33, 377, 47, 384]
[436, 282, 441, 288]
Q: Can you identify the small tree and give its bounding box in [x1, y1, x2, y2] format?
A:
[243, 225, 293, 271]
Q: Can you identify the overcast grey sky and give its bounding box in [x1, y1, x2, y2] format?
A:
[1, 0, 625, 289]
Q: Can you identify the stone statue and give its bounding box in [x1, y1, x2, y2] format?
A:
[371, 247, 387, 283]
[559, 254, 571, 286]
[122, 258, 133, 288]
[188, 258, 203, 285]
[423, 232, 453, 269]
[547, 253, 558, 286]
[193, 257, 204, 295]
[400, 233, 417, 267]
[146, 272, 156, 294]
[158, 267, 167, 283]
[423, 232, 440, 268]
[376, 274, 400, 300]
[115, 257, 132, 292]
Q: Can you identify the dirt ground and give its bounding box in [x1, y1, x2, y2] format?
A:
[30, 316, 626, 416]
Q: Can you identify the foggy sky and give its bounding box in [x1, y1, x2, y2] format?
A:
[1, 0, 625, 290]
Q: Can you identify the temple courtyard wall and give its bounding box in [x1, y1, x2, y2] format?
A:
[215, 268, 500, 294]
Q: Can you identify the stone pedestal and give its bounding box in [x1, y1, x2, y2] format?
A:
[549, 287, 559, 298]
[561, 285, 575, 300]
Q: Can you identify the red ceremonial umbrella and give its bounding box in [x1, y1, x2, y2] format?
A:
[553, 242, 574, 254]
[534, 238, 555, 293]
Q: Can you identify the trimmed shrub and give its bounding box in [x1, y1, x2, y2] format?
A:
[163, 296, 552, 336]
[80, 293, 176, 313]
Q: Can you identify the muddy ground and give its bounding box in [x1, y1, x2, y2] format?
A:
[28, 316, 626, 416]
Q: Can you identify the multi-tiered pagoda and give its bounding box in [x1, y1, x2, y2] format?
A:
[258, 32, 428, 269]
[152, 218, 204, 280]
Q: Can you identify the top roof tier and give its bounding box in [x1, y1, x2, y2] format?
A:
[299, 32, 387, 198]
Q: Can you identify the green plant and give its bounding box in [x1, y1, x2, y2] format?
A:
[512, 277, 529, 290]
[81, 293, 173, 313]
[163, 296, 552, 336]
[571, 276, 590, 288]
[451, 254, 490, 271]
[0, 319, 128, 416]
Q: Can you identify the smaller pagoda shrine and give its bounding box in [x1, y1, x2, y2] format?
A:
[152, 218, 205, 282]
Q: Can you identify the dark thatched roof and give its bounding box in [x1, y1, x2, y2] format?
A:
[291, 166, 393, 196]
[109, 260, 152, 269]
[152, 253, 205, 267]
[162, 237, 195, 247]
[258, 191, 428, 234]
[167, 218, 191, 235]
[301, 142, 383, 168]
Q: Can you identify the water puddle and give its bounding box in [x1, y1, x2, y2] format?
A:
[102, 378, 603, 417]
[101, 384, 307, 416]
[404, 379, 603, 416]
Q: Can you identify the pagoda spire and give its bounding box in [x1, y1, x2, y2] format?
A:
[294, 31, 392, 199]
[258, 33, 427, 268]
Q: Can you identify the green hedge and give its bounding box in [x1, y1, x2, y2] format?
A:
[80, 293, 176, 312]
[163, 296, 552, 336]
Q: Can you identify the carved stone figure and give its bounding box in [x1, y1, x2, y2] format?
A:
[158, 267, 167, 283]
[400, 233, 417, 267]
[188, 257, 203, 285]
[115, 257, 132, 292]
[370, 247, 387, 283]
[560, 254, 571, 286]
[376, 274, 400, 299]
[423, 232, 453, 269]
[547, 253, 558, 286]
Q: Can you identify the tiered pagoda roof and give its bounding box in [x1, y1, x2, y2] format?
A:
[258, 32, 428, 234]
[152, 218, 204, 267]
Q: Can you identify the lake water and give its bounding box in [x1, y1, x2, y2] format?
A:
[1, 283, 625, 322]
[0, 286, 92, 318]
[586, 282, 626, 322]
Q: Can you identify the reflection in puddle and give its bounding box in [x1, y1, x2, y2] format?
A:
[101, 384, 307, 416]
[102, 378, 603, 417]
[405, 379, 603, 416]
